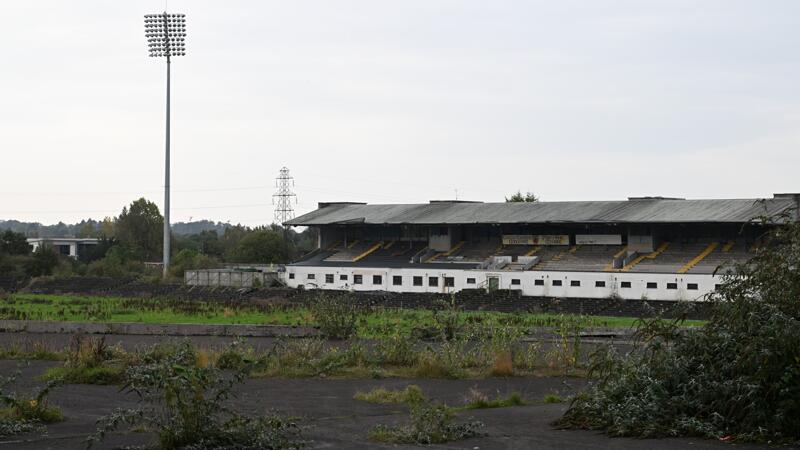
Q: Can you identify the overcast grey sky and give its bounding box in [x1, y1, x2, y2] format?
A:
[2, 0, 799, 226]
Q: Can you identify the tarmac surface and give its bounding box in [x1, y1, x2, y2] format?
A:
[0, 357, 776, 450]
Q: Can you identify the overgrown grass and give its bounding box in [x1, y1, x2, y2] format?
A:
[0, 369, 64, 437]
[0, 294, 697, 339]
[354, 385, 426, 404]
[461, 390, 525, 409]
[369, 401, 485, 444]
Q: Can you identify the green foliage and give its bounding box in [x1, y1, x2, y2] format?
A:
[226, 228, 290, 264]
[42, 335, 125, 385]
[24, 245, 60, 277]
[354, 385, 426, 405]
[86, 246, 145, 278]
[0, 230, 30, 255]
[462, 390, 525, 409]
[87, 342, 305, 449]
[115, 198, 163, 261]
[369, 400, 485, 444]
[168, 248, 219, 278]
[311, 294, 361, 340]
[0, 368, 63, 437]
[557, 219, 800, 443]
[505, 190, 539, 202]
[543, 393, 563, 404]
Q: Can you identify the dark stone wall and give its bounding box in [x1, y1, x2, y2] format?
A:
[23, 277, 711, 319]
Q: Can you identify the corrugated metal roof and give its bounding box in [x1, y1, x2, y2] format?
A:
[284, 197, 795, 226]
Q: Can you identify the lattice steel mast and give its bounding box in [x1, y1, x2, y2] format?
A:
[273, 167, 297, 225]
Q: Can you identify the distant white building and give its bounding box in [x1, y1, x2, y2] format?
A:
[27, 238, 99, 259]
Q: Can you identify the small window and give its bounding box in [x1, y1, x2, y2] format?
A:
[667, 282, 677, 290]
[340, 274, 348, 281]
[393, 275, 402, 286]
[511, 279, 521, 286]
[534, 279, 544, 286]
[354, 275, 363, 285]
[646, 282, 657, 289]
[552, 280, 562, 286]
[289, 273, 295, 280]
[307, 274, 315, 280]
[429, 276, 438, 287]
[621, 281, 631, 288]
[373, 275, 382, 285]
[570, 280, 580, 287]
[466, 278, 476, 284]
[444, 277, 455, 287]
[413, 276, 423, 286]
[595, 281, 606, 288]
[325, 274, 334, 283]
[687, 283, 698, 290]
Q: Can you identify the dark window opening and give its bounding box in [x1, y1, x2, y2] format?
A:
[621, 281, 632, 288]
[667, 282, 677, 290]
[393, 275, 402, 286]
[687, 283, 698, 290]
[466, 278, 476, 284]
[325, 274, 334, 283]
[511, 279, 521, 285]
[570, 280, 580, 287]
[595, 281, 606, 288]
[429, 276, 438, 287]
[339, 274, 348, 281]
[534, 279, 544, 286]
[307, 274, 315, 280]
[444, 277, 455, 287]
[552, 280, 562, 286]
[413, 276, 423, 286]
[646, 282, 658, 289]
[372, 275, 382, 285]
[354, 275, 363, 285]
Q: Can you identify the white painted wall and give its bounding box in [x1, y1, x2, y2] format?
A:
[282, 265, 719, 301]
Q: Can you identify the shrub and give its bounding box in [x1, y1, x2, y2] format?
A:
[87, 343, 304, 449]
[369, 401, 485, 444]
[0, 368, 63, 437]
[557, 218, 800, 443]
[42, 335, 125, 385]
[311, 294, 360, 340]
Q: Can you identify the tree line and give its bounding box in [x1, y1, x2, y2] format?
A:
[0, 198, 317, 280]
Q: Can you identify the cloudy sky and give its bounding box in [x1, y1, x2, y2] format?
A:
[2, 0, 799, 226]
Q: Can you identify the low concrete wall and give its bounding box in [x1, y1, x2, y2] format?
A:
[0, 320, 319, 337]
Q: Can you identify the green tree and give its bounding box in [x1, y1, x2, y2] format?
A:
[169, 249, 219, 278]
[23, 245, 60, 277]
[505, 191, 539, 203]
[0, 230, 30, 255]
[115, 198, 163, 261]
[226, 229, 290, 264]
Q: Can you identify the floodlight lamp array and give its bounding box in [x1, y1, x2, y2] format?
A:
[144, 13, 186, 58]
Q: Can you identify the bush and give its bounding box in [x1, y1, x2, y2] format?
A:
[311, 294, 360, 340]
[462, 389, 525, 409]
[369, 400, 485, 444]
[42, 335, 125, 385]
[88, 342, 304, 449]
[557, 219, 800, 443]
[0, 368, 63, 437]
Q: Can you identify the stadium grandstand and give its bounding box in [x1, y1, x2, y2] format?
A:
[282, 194, 799, 301]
